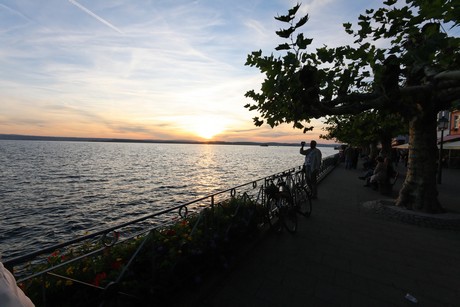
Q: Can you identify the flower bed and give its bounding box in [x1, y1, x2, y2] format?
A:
[21, 194, 265, 306]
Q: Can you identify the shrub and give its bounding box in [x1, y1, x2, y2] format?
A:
[22, 194, 264, 306]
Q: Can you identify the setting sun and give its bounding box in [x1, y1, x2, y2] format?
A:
[189, 116, 227, 140]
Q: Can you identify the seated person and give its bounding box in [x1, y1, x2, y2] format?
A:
[359, 156, 379, 180]
[362, 155, 376, 170]
[364, 156, 387, 188]
[359, 168, 374, 180]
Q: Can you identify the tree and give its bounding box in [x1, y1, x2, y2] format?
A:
[244, 1, 460, 213]
[321, 111, 408, 157]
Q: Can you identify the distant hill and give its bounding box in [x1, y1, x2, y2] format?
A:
[0, 134, 337, 148]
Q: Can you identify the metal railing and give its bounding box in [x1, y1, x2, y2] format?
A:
[4, 154, 340, 306]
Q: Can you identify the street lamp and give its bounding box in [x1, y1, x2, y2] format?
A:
[437, 116, 449, 184]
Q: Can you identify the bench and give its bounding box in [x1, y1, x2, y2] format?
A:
[379, 171, 399, 196]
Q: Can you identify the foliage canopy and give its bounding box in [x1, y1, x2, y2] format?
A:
[244, 0, 460, 131]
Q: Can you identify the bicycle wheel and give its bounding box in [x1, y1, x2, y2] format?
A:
[266, 195, 280, 229]
[279, 197, 297, 233]
[295, 185, 312, 217]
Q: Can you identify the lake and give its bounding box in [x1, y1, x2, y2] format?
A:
[0, 140, 336, 260]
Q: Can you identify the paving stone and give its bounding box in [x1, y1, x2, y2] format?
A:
[364, 279, 408, 306]
[416, 279, 460, 305]
[351, 291, 397, 307]
[314, 279, 351, 307]
[334, 269, 370, 295]
[193, 163, 460, 307]
[321, 253, 352, 271]
[301, 264, 334, 285]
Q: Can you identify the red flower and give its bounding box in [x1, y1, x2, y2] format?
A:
[47, 250, 61, 264]
[92, 272, 107, 287]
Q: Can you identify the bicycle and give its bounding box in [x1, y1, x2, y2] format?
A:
[264, 176, 298, 233]
[292, 168, 312, 217]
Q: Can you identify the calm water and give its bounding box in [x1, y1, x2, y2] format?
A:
[0, 140, 335, 260]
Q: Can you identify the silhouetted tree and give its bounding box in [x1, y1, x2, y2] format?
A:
[245, 1, 460, 212]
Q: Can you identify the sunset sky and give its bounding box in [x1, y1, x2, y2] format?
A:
[1, 0, 384, 143]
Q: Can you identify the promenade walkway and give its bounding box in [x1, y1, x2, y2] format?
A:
[193, 162, 460, 307]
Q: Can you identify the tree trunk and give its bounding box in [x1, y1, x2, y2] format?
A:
[379, 135, 392, 158]
[396, 109, 444, 213]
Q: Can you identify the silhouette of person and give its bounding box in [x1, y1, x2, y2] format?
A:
[300, 140, 322, 199]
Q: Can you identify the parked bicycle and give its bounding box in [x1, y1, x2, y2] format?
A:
[264, 177, 298, 233]
[263, 168, 314, 233]
[292, 168, 312, 217]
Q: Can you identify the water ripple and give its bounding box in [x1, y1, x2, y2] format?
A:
[0, 140, 335, 259]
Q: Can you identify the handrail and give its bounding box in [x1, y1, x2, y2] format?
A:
[5, 154, 340, 270]
[3, 154, 340, 306]
[4, 174, 279, 268]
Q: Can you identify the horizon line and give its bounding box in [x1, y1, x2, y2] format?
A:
[0, 133, 340, 147]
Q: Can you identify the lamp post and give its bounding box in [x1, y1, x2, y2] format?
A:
[437, 116, 449, 184]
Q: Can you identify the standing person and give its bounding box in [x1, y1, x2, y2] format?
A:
[300, 140, 322, 199]
[351, 147, 359, 169]
[344, 145, 354, 169]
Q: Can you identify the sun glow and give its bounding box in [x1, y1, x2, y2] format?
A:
[189, 116, 227, 140]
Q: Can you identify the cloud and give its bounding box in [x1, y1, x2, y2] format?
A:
[0, 0, 366, 143]
[0, 3, 33, 34]
[68, 0, 123, 34]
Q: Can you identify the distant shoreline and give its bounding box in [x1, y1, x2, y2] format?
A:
[0, 134, 338, 148]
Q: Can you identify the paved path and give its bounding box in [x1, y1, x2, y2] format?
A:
[194, 163, 460, 307]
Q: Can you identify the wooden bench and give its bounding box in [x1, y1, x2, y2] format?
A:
[379, 171, 399, 196]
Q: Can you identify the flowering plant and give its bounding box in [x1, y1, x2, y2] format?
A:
[22, 194, 264, 306]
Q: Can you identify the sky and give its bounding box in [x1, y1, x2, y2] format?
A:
[1, 0, 384, 143]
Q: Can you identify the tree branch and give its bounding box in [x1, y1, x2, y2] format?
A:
[399, 84, 433, 95]
[437, 88, 460, 104]
[434, 70, 460, 81]
[314, 94, 387, 115]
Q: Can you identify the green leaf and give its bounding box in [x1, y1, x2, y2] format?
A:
[343, 22, 352, 30]
[316, 47, 335, 63]
[295, 15, 309, 29]
[383, 0, 397, 6]
[288, 4, 301, 16]
[294, 122, 304, 129]
[276, 27, 295, 38]
[283, 52, 298, 66]
[275, 43, 291, 51]
[296, 33, 312, 50]
[358, 14, 370, 21]
[253, 117, 264, 127]
[358, 20, 371, 35]
[274, 14, 293, 22]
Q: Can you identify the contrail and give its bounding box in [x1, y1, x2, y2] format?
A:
[69, 0, 123, 34]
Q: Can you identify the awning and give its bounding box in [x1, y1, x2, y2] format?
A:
[393, 143, 409, 149]
[393, 141, 460, 150]
[438, 135, 460, 143]
[443, 140, 460, 150]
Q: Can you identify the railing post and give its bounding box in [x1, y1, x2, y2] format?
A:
[6, 157, 342, 307]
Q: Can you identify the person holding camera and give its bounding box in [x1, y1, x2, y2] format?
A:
[300, 140, 322, 199]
